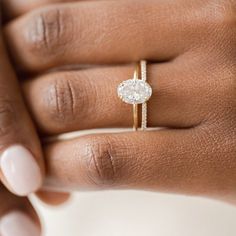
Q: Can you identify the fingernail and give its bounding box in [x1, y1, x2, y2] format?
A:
[0, 211, 41, 236]
[0, 145, 42, 196]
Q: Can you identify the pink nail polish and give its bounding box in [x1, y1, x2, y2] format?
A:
[0, 211, 41, 236]
[0, 145, 42, 196]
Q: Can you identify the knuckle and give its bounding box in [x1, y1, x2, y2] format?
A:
[25, 7, 73, 56]
[85, 136, 118, 187]
[0, 99, 17, 137]
[43, 76, 77, 123]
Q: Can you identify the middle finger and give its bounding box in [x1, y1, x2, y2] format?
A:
[5, 0, 196, 73]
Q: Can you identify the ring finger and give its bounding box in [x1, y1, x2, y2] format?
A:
[22, 59, 208, 136]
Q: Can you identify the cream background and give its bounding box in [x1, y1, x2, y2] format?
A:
[33, 191, 236, 236]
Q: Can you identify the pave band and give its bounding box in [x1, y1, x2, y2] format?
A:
[141, 60, 148, 130]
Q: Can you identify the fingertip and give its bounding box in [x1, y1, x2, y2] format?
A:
[36, 190, 71, 206]
[0, 211, 41, 236]
[0, 145, 43, 196]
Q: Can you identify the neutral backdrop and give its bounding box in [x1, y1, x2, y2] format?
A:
[33, 191, 236, 236]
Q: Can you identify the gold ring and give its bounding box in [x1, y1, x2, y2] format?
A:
[117, 61, 152, 131]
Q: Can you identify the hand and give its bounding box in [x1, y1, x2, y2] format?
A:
[4, 0, 236, 204]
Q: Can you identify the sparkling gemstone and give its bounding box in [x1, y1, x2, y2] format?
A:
[117, 79, 152, 104]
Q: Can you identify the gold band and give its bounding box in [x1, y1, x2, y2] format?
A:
[133, 104, 138, 131]
[133, 63, 140, 131]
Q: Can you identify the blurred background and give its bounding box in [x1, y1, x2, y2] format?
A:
[33, 191, 236, 236]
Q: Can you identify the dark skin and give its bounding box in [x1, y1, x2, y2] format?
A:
[1, 0, 236, 234]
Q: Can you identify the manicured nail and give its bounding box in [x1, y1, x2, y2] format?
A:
[0, 211, 40, 236]
[0, 145, 42, 196]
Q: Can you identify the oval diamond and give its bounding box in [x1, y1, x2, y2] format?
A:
[117, 79, 152, 104]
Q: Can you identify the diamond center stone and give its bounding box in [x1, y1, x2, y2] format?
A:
[117, 79, 152, 104]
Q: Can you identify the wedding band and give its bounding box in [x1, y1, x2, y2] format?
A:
[140, 60, 148, 130]
[117, 61, 152, 131]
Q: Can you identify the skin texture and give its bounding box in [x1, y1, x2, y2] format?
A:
[3, 0, 236, 205]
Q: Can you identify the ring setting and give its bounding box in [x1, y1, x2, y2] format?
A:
[117, 79, 152, 105]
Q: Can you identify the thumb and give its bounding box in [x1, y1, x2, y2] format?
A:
[0, 28, 44, 195]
